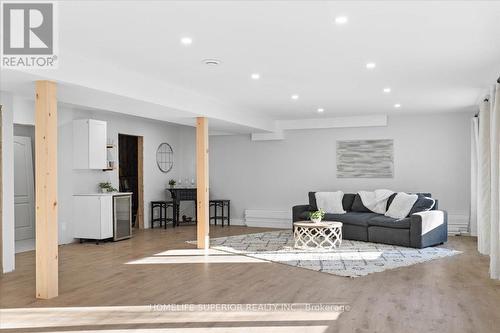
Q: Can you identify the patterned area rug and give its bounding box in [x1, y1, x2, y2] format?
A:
[192, 230, 461, 278]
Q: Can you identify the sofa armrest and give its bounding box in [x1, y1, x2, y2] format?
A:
[410, 210, 448, 248]
[292, 204, 311, 223]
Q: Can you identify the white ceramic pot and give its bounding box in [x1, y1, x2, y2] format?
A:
[311, 217, 321, 223]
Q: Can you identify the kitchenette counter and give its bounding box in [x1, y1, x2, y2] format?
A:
[73, 192, 133, 196]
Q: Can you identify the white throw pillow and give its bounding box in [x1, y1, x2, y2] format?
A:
[385, 192, 419, 219]
[315, 191, 346, 214]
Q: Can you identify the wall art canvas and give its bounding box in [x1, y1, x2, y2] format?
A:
[336, 139, 394, 178]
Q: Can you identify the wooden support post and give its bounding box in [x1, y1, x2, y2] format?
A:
[35, 81, 58, 299]
[196, 117, 209, 249]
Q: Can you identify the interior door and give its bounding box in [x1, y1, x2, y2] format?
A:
[14, 136, 35, 241]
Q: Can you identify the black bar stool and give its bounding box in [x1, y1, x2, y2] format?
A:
[151, 201, 174, 229]
[209, 200, 230, 227]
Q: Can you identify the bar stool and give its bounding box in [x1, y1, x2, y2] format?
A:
[209, 199, 230, 227]
[151, 201, 174, 229]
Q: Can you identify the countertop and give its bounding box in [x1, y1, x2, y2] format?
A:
[73, 192, 133, 196]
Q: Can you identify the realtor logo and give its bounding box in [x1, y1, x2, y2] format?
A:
[1, 1, 58, 68]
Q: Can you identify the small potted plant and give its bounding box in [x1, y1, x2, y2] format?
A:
[168, 179, 176, 188]
[98, 182, 117, 193]
[308, 209, 325, 223]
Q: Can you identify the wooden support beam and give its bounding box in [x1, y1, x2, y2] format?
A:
[35, 81, 58, 299]
[196, 117, 209, 249]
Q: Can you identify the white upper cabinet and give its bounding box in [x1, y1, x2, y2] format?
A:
[73, 119, 107, 169]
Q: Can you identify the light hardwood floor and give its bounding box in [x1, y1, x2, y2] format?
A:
[0, 226, 499, 333]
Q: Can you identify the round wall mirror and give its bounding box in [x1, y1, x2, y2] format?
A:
[156, 143, 173, 173]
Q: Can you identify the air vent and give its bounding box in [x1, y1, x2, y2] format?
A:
[202, 59, 221, 66]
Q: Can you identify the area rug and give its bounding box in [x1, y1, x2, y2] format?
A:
[189, 230, 461, 278]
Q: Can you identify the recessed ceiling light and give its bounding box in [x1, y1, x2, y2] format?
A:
[335, 16, 348, 25]
[202, 59, 221, 66]
[291, 94, 299, 100]
[317, 108, 325, 113]
[366, 62, 376, 69]
[180, 37, 193, 45]
[383, 87, 391, 93]
[251, 73, 260, 80]
[394, 103, 401, 108]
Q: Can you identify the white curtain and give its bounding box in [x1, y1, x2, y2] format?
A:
[470, 117, 478, 236]
[490, 82, 500, 279]
[474, 80, 500, 279]
[477, 99, 491, 254]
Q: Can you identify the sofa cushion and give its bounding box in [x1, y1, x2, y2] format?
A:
[323, 213, 348, 222]
[351, 194, 371, 212]
[298, 211, 376, 227]
[368, 216, 411, 229]
[409, 195, 435, 215]
[324, 212, 379, 227]
[368, 226, 410, 247]
[309, 192, 356, 212]
[342, 224, 368, 241]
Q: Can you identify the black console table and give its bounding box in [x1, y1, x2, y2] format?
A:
[167, 187, 197, 226]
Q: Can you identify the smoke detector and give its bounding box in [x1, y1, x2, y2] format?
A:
[202, 59, 221, 66]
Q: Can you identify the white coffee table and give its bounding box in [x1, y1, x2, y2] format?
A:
[293, 221, 343, 250]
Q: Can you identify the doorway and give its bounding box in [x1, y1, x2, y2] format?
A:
[118, 134, 144, 228]
[13, 126, 36, 253]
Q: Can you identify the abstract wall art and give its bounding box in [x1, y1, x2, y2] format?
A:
[336, 139, 394, 178]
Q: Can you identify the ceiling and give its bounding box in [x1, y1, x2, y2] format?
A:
[2, 1, 500, 133]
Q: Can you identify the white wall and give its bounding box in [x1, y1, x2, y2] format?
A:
[209, 112, 472, 228]
[1, 92, 15, 273]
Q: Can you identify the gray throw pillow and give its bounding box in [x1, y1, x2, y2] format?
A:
[409, 195, 435, 216]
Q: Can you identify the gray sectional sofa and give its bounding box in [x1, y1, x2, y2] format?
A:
[292, 192, 448, 248]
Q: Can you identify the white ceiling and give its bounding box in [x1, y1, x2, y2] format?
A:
[2, 1, 500, 132]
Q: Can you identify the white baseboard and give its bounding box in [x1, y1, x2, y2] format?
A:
[227, 218, 246, 226]
[244, 210, 292, 229]
[448, 214, 469, 235]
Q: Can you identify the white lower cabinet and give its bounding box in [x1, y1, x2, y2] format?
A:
[73, 193, 132, 242]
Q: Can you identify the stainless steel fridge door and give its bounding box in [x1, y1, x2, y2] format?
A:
[113, 194, 132, 241]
